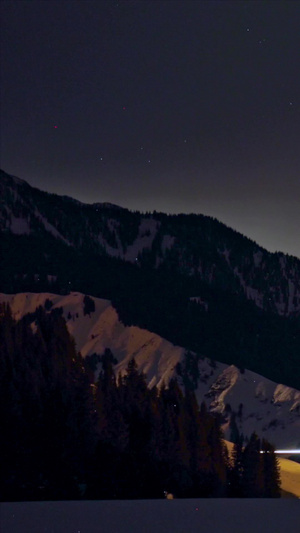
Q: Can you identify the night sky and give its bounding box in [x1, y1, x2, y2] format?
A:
[1, 1, 300, 258]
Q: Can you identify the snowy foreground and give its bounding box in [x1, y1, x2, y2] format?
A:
[1, 499, 299, 533]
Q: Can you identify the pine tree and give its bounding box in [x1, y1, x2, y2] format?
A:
[228, 433, 244, 497]
[261, 439, 281, 497]
[95, 348, 128, 451]
[0, 305, 98, 500]
[207, 414, 227, 494]
[117, 358, 157, 497]
[157, 379, 192, 496]
[83, 294, 95, 316]
[241, 432, 264, 497]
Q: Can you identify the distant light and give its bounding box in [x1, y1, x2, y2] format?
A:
[275, 449, 300, 454]
[260, 449, 300, 454]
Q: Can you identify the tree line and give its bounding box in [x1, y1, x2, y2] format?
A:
[0, 303, 280, 500]
[1, 230, 299, 391]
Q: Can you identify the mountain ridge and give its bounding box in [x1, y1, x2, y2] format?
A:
[1, 168, 299, 260]
[1, 291, 299, 450]
[1, 169, 300, 391]
[1, 169, 300, 313]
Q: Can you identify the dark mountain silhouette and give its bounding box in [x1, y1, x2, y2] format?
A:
[1, 169, 300, 389]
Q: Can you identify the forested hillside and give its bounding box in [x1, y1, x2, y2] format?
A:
[1, 169, 300, 390]
[0, 303, 280, 501]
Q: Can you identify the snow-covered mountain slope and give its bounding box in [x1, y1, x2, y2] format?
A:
[1, 291, 299, 450]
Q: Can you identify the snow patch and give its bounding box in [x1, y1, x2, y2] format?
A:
[123, 218, 160, 262]
[9, 216, 31, 235]
[35, 210, 71, 245]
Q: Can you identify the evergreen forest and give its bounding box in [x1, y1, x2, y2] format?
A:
[0, 303, 280, 501]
